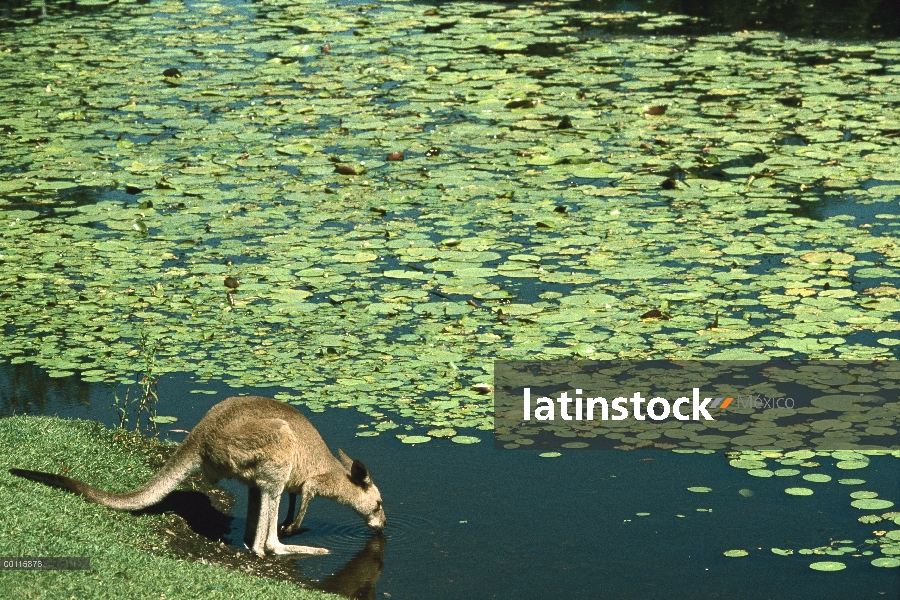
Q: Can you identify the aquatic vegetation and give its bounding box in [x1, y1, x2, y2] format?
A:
[725, 450, 900, 568]
[809, 561, 846, 571]
[1, 0, 898, 589]
[1, 0, 900, 436]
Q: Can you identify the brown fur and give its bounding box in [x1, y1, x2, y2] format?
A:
[10, 396, 385, 556]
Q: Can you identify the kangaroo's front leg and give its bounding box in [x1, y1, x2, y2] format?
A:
[281, 484, 315, 537]
[279, 492, 297, 535]
[254, 486, 329, 556]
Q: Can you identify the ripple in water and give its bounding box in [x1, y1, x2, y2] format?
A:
[284, 510, 437, 553]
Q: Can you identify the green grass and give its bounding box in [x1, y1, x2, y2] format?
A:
[0, 415, 340, 599]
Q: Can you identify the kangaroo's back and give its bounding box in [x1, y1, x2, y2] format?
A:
[193, 396, 341, 487]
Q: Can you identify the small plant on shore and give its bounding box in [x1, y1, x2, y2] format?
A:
[109, 331, 175, 436]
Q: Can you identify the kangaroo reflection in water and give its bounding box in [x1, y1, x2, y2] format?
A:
[314, 532, 386, 600]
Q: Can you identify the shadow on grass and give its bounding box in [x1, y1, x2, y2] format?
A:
[136, 489, 232, 542]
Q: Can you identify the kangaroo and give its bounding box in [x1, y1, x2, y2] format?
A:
[10, 395, 385, 556]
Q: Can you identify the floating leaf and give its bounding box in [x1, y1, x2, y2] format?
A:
[398, 435, 431, 444]
[850, 491, 879, 499]
[836, 461, 870, 470]
[774, 469, 800, 477]
[427, 428, 457, 438]
[858, 515, 883, 524]
[871, 558, 900, 568]
[851, 499, 894, 510]
[451, 436, 480, 445]
[809, 561, 846, 571]
[560, 442, 589, 449]
[747, 469, 774, 478]
[150, 415, 178, 424]
[730, 459, 767, 470]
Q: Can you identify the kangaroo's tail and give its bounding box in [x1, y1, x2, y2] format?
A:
[10, 440, 202, 511]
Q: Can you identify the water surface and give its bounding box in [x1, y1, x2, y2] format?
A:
[3, 364, 897, 599]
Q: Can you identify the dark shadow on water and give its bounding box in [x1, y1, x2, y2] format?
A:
[0, 362, 94, 417]
[408, 0, 900, 41]
[0, 185, 126, 222]
[563, 0, 899, 40]
[0, 0, 108, 26]
[9, 0, 896, 40]
[785, 189, 900, 239]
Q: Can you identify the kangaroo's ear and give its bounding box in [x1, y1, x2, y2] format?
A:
[337, 448, 354, 470]
[350, 460, 373, 487]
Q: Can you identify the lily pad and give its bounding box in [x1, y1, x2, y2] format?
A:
[849, 491, 879, 499]
[451, 436, 481, 445]
[871, 558, 900, 568]
[560, 442, 590, 449]
[858, 515, 882, 524]
[399, 435, 431, 444]
[851, 499, 894, 510]
[774, 469, 800, 477]
[836, 461, 870, 470]
[730, 459, 767, 470]
[809, 561, 846, 571]
[427, 428, 458, 438]
[747, 469, 774, 478]
[149, 415, 178, 424]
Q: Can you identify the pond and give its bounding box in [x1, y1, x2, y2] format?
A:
[3, 363, 899, 598]
[2, 0, 900, 596]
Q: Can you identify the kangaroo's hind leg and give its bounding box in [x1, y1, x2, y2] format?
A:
[252, 484, 329, 556]
[244, 486, 261, 548]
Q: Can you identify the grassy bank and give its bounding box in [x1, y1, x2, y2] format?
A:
[0, 415, 339, 599]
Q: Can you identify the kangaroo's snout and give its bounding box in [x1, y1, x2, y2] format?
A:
[367, 511, 386, 531]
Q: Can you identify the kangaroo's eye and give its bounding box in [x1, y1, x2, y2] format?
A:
[376, 501, 383, 511]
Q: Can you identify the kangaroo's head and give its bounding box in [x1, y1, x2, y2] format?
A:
[338, 448, 385, 530]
